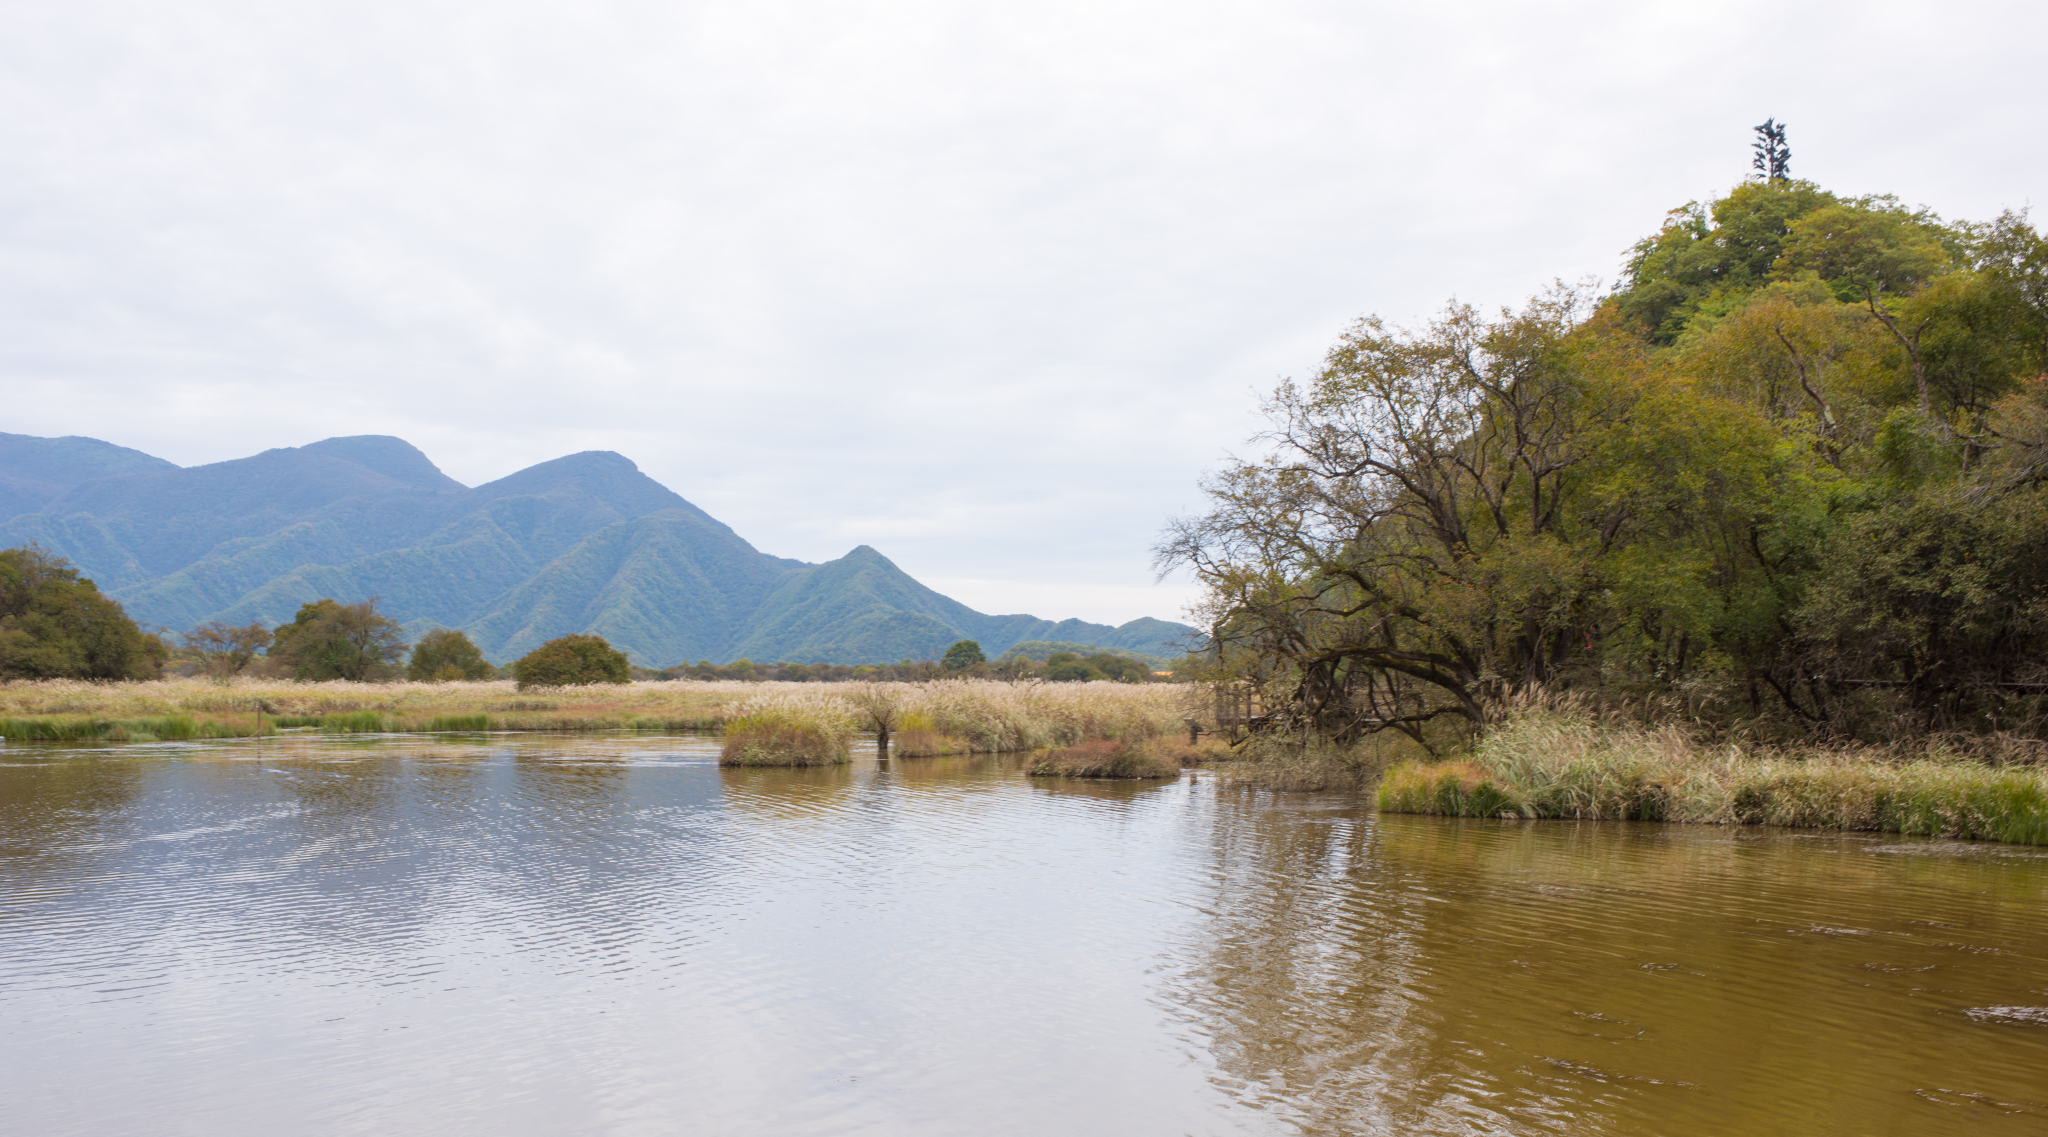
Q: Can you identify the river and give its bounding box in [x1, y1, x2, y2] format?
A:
[2, 734, 2044, 1135]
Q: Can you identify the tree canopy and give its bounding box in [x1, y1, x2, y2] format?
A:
[1163, 179, 2048, 747]
[269, 598, 407, 681]
[512, 634, 630, 690]
[185, 620, 272, 677]
[0, 545, 165, 680]
[407, 629, 494, 681]
[941, 640, 986, 671]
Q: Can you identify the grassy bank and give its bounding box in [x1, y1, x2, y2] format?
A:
[0, 677, 1191, 748]
[1375, 710, 2048, 845]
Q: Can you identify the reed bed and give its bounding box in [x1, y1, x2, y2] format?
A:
[0, 677, 1188, 749]
[1027, 739, 1182, 780]
[1376, 708, 2048, 846]
[888, 711, 970, 757]
[888, 679, 1180, 752]
[718, 691, 858, 766]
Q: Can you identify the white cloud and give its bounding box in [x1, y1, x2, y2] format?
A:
[2, 0, 2042, 625]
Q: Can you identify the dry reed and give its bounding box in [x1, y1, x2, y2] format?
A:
[1027, 739, 1182, 779]
[0, 677, 1187, 750]
[1376, 706, 2048, 845]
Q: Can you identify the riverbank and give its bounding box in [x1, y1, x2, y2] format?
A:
[1371, 709, 2048, 846]
[0, 677, 1192, 748]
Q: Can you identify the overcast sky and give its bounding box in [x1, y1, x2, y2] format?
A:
[3, 0, 2042, 625]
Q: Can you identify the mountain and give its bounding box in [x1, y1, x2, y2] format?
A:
[0, 433, 1196, 665]
[0, 433, 179, 531]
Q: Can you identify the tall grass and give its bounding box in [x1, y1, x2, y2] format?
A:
[1376, 706, 2048, 845]
[0, 676, 1190, 749]
[0, 714, 266, 741]
[1027, 739, 1182, 779]
[719, 692, 857, 766]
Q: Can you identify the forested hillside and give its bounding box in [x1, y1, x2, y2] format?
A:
[1166, 177, 2048, 743]
[0, 437, 1194, 665]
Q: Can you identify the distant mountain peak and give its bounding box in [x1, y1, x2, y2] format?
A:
[300, 436, 465, 491]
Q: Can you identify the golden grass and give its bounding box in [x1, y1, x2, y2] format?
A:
[1027, 738, 1183, 779]
[1376, 707, 2048, 845]
[719, 692, 857, 766]
[0, 676, 1188, 749]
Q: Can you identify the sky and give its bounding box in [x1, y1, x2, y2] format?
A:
[3, 0, 2043, 627]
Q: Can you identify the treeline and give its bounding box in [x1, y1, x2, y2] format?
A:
[0, 562, 1174, 688]
[1164, 173, 2048, 746]
[651, 643, 1166, 683]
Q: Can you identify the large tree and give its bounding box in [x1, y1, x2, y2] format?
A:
[407, 629, 494, 681]
[269, 598, 407, 681]
[185, 620, 273, 677]
[1162, 188, 2048, 743]
[0, 545, 165, 680]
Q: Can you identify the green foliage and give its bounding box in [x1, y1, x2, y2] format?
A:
[1039, 650, 1152, 683]
[1619, 180, 1837, 343]
[1166, 182, 2048, 743]
[269, 598, 407, 681]
[1043, 652, 1104, 682]
[407, 628, 493, 681]
[512, 633, 631, 690]
[324, 711, 389, 733]
[941, 640, 986, 671]
[0, 544, 162, 680]
[996, 640, 1171, 667]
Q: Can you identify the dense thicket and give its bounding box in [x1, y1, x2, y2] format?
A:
[1162, 180, 2048, 746]
[0, 545, 165, 680]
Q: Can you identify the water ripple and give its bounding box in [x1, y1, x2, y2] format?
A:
[1, 736, 2045, 1135]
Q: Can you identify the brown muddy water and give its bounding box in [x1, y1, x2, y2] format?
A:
[2, 734, 2045, 1136]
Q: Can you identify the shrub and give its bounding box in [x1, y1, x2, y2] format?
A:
[512, 634, 631, 690]
[408, 629, 494, 681]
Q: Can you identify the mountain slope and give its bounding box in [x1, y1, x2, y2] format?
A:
[0, 433, 1197, 664]
[0, 433, 178, 522]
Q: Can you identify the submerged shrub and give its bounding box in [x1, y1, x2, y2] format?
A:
[720, 697, 855, 766]
[1220, 736, 1388, 792]
[890, 711, 969, 757]
[1028, 739, 1180, 779]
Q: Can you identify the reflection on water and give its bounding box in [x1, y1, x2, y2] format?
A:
[2, 735, 2044, 1135]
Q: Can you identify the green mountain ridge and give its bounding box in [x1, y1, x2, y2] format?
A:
[0, 433, 1197, 665]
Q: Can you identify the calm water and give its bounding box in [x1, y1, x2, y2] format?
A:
[2, 734, 2045, 1136]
